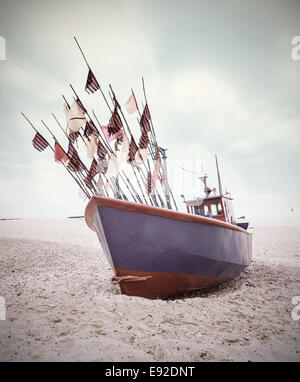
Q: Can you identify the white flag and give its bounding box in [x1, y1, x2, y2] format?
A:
[125, 94, 138, 115]
[67, 101, 87, 133]
[118, 132, 130, 164]
[106, 154, 120, 178]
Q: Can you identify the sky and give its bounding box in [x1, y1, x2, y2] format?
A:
[0, 0, 299, 226]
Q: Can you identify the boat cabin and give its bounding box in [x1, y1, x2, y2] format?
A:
[184, 195, 236, 224]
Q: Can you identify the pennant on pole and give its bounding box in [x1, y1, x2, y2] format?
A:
[128, 136, 138, 162]
[85, 158, 98, 189]
[54, 142, 69, 164]
[147, 171, 152, 195]
[85, 69, 100, 94]
[97, 140, 107, 159]
[76, 97, 87, 114]
[140, 103, 151, 133]
[134, 148, 148, 167]
[139, 130, 150, 149]
[101, 125, 123, 142]
[86, 134, 98, 158]
[106, 154, 120, 178]
[67, 100, 87, 134]
[32, 132, 49, 152]
[67, 142, 85, 172]
[107, 106, 123, 136]
[84, 120, 99, 138]
[152, 167, 159, 188]
[155, 146, 162, 170]
[118, 132, 130, 164]
[125, 94, 138, 115]
[69, 131, 80, 143]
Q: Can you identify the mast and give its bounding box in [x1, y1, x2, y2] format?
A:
[159, 147, 172, 210]
[215, 154, 223, 197]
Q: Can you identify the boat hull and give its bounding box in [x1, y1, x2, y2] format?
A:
[85, 197, 252, 299]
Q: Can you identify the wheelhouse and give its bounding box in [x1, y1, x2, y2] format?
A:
[184, 195, 236, 224]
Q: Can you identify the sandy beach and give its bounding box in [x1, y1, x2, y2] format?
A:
[0, 218, 299, 362]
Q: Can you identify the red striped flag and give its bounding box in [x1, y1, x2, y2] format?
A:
[67, 142, 86, 172]
[97, 141, 107, 159]
[69, 131, 80, 143]
[155, 146, 162, 169]
[85, 69, 100, 94]
[128, 137, 138, 162]
[140, 103, 151, 133]
[139, 130, 150, 149]
[32, 132, 49, 152]
[76, 97, 87, 114]
[85, 158, 99, 189]
[147, 171, 152, 195]
[107, 106, 123, 136]
[84, 120, 99, 138]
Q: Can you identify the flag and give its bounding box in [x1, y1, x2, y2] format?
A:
[101, 125, 123, 142]
[98, 158, 108, 174]
[152, 167, 159, 188]
[76, 97, 87, 114]
[54, 142, 69, 164]
[128, 136, 138, 162]
[96, 175, 105, 195]
[67, 142, 85, 172]
[125, 94, 137, 115]
[107, 106, 123, 136]
[85, 158, 99, 189]
[97, 141, 107, 159]
[67, 100, 87, 134]
[32, 132, 49, 152]
[106, 154, 120, 178]
[147, 171, 152, 195]
[140, 103, 151, 133]
[85, 69, 100, 94]
[84, 120, 99, 138]
[134, 148, 148, 167]
[86, 134, 98, 159]
[118, 132, 130, 164]
[69, 131, 80, 143]
[155, 147, 161, 168]
[139, 130, 150, 149]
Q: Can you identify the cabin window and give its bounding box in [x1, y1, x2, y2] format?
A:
[194, 205, 202, 216]
[217, 202, 223, 215]
[210, 202, 223, 216]
[204, 205, 209, 216]
[211, 203, 218, 216]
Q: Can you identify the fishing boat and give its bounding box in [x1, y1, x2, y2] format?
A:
[84, 158, 252, 299]
[24, 36, 252, 300]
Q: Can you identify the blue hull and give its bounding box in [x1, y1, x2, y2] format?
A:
[85, 197, 252, 298]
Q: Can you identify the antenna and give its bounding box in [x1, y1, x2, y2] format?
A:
[215, 154, 223, 197]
